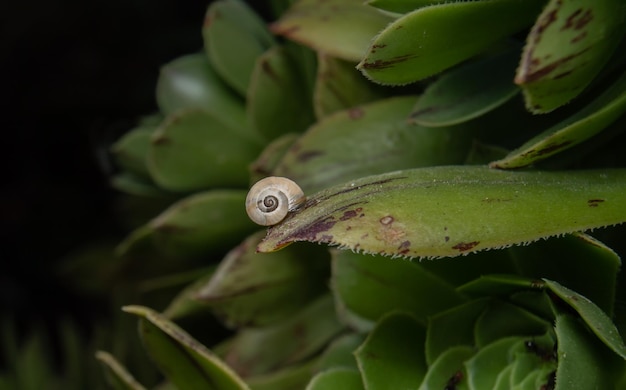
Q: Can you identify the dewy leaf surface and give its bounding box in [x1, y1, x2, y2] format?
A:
[516, 0, 626, 113]
[358, 0, 546, 85]
[258, 166, 626, 258]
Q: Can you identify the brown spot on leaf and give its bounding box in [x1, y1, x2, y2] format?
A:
[562, 8, 593, 30]
[520, 141, 573, 158]
[261, 59, 280, 82]
[587, 199, 605, 207]
[517, 48, 591, 84]
[340, 210, 358, 221]
[452, 241, 479, 252]
[398, 240, 411, 255]
[151, 135, 170, 145]
[349, 108, 364, 119]
[297, 150, 324, 162]
[360, 54, 416, 70]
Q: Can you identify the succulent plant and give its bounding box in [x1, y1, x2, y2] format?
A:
[100, 0, 626, 388]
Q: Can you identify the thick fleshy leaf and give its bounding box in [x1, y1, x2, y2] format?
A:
[331, 251, 465, 330]
[510, 232, 621, 316]
[119, 190, 258, 258]
[355, 312, 427, 388]
[249, 133, 299, 184]
[358, 0, 546, 85]
[245, 359, 318, 390]
[418, 346, 473, 390]
[516, 0, 626, 113]
[271, 0, 395, 62]
[163, 267, 216, 320]
[203, 0, 275, 96]
[218, 295, 344, 376]
[473, 301, 551, 347]
[195, 231, 330, 327]
[111, 124, 155, 179]
[409, 48, 520, 127]
[316, 333, 364, 372]
[425, 299, 488, 365]
[313, 54, 388, 119]
[457, 274, 544, 298]
[544, 279, 626, 359]
[464, 337, 524, 390]
[491, 71, 626, 168]
[155, 53, 246, 131]
[273, 97, 476, 193]
[95, 351, 147, 390]
[148, 110, 262, 191]
[110, 173, 172, 198]
[305, 368, 363, 390]
[554, 314, 623, 389]
[258, 166, 626, 259]
[367, 0, 450, 14]
[122, 305, 250, 390]
[247, 45, 316, 141]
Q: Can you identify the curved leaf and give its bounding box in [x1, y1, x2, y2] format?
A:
[122, 305, 250, 390]
[355, 312, 427, 389]
[418, 346, 474, 390]
[273, 97, 476, 193]
[95, 351, 147, 390]
[358, 0, 545, 85]
[367, 0, 449, 14]
[516, 0, 626, 113]
[258, 166, 626, 259]
[305, 368, 363, 390]
[545, 279, 626, 359]
[271, 0, 395, 62]
[491, 71, 626, 168]
[148, 110, 262, 191]
[409, 48, 520, 127]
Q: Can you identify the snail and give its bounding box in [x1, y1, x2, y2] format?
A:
[245, 176, 306, 226]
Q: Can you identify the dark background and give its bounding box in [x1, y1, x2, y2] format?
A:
[0, 0, 219, 337]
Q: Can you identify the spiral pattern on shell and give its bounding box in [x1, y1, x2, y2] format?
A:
[245, 177, 306, 226]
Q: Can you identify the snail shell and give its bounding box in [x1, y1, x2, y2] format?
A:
[245, 176, 306, 226]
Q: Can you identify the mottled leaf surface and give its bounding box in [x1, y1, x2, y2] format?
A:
[259, 166, 626, 259]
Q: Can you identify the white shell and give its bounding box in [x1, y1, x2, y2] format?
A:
[245, 177, 306, 226]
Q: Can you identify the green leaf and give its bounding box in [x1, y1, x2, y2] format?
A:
[195, 231, 330, 327]
[247, 45, 316, 141]
[258, 166, 626, 259]
[110, 173, 172, 198]
[249, 133, 299, 184]
[217, 295, 344, 376]
[313, 53, 388, 119]
[203, 0, 275, 96]
[119, 190, 258, 258]
[366, 0, 450, 14]
[155, 53, 246, 131]
[457, 274, 545, 298]
[273, 97, 476, 193]
[509, 232, 621, 316]
[122, 305, 250, 390]
[425, 299, 488, 365]
[111, 124, 156, 179]
[246, 359, 318, 390]
[355, 312, 427, 389]
[409, 48, 520, 127]
[305, 368, 364, 390]
[271, 0, 395, 61]
[316, 333, 364, 373]
[418, 346, 473, 390]
[331, 250, 466, 329]
[148, 110, 262, 191]
[473, 301, 551, 347]
[358, 0, 546, 85]
[516, 0, 626, 113]
[95, 351, 147, 390]
[491, 71, 626, 168]
[544, 279, 626, 359]
[163, 267, 216, 320]
[464, 336, 523, 390]
[554, 314, 623, 389]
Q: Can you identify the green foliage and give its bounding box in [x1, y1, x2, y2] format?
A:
[95, 0, 626, 388]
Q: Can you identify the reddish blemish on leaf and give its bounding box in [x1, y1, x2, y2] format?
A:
[348, 108, 365, 119]
[398, 240, 411, 255]
[587, 199, 605, 207]
[452, 241, 479, 252]
[520, 141, 573, 158]
[516, 48, 591, 84]
[340, 210, 359, 221]
[380, 216, 394, 225]
[562, 8, 593, 31]
[359, 55, 416, 70]
[297, 150, 324, 162]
